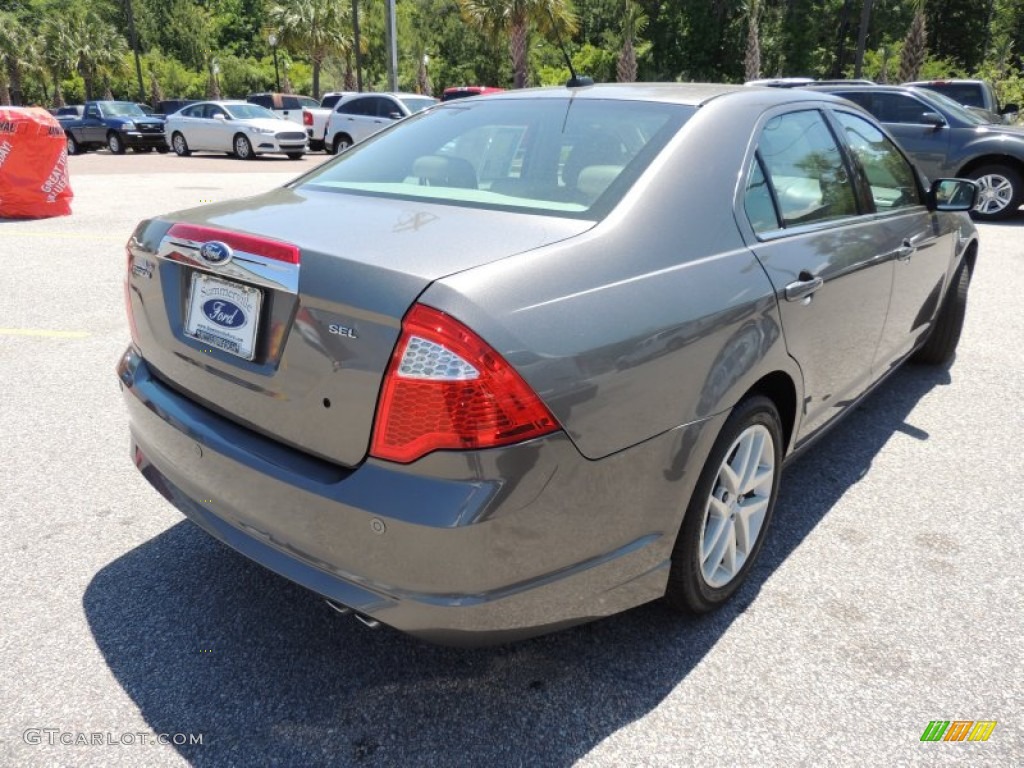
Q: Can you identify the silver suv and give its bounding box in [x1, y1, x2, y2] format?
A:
[324, 92, 438, 154]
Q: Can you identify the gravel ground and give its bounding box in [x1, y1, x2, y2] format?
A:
[1, 159, 1021, 767]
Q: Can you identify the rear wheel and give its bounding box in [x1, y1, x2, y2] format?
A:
[309, 139, 324, 152]
[912, 263, 970, 365]
[333, 134, 352, 154]
[171, 132, 190, 157]
[66, 134, 80, 155]
[665, 395, 782, 614]
[968, 164, 1023, 221]
[107, 132, 126, 155]
[233, 134, 254, 160]
[286, 152, 304, 160]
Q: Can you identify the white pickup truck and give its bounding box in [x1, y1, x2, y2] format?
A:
[300, 92, 354, 152]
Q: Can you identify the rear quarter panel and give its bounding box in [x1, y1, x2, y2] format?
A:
[423, 97, 801, 460]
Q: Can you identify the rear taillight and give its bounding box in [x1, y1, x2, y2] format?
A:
[125, 240, 139, 344]
[370, 305, 558, 463]
[303, 109, 313, 126]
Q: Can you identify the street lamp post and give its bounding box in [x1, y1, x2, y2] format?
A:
[269, 33, 281, 92]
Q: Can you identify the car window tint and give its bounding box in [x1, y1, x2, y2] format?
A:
[868, 93, 935, 124]
[249, 95, 271, 109]
[339, 98, 369, 116]
[756, 110, 858, 227]
[281, 96, 301, 110]
[370, 97, 395, 118]
[744, 157, 780, 233]
[322, 94, 343, 110]
[834, 111, 922, 211]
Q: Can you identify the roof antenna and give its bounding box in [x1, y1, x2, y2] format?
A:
[546, 8, 593, 88]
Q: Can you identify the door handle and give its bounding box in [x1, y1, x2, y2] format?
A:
[785, 272, 824, 302]
[894, 239, 915, 261]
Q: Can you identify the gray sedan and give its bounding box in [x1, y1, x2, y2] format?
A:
[812, 83, 1024, 220]
[117, 84, 978, 645]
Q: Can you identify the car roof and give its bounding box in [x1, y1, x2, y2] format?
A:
[469, 82, 849, 110]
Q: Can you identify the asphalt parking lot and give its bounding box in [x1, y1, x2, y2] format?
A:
[1, 153, 1022, 767]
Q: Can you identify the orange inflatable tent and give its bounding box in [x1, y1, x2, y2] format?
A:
[0, 107, 73, 219]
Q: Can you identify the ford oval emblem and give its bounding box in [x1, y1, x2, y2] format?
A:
[202, 299, 246, 328]
[199, 240, 233, 266]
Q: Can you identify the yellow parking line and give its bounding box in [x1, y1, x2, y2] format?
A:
[0, 328, 91, 338]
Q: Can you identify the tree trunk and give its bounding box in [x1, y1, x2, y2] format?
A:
[312, 59, 320, 99]
[854, 0, 875, 79]
[898, 8, 927, 83]
[617, 34, 637, 82]
[7, 58, 23, 106]
[744, 4, 761, 82]
[510, 16, 528, 89]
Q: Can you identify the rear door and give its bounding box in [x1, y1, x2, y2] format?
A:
[740, 107, 895, 441]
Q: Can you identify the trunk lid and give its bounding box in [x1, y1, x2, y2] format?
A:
[127, 186, 591, 466]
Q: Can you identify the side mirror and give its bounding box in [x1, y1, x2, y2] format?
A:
[927, 178, 978, 212]
[920, 112, 946, 128]
[213, 113, 226, 121]
[388, 111, 403, 120]
[1001, 103, 1019, 115]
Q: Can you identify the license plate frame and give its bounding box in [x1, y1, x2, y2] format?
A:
[184, 272, 263, 361]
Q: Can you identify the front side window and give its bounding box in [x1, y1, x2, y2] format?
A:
[299, 98, 691, 218]
[833, 110, 922, 211]
[756, 110, 858, 227]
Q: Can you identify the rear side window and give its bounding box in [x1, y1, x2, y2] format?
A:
[756, 110, 858, 227]
[338, 98, 372, 116]
[833, 111, 922, 211]
[744, 157, 779, 233]
[248, 95, 272, 109]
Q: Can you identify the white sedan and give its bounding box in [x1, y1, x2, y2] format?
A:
[165, 101, 307, 160]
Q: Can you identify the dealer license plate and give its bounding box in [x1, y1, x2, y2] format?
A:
[184, 273, 263, 360]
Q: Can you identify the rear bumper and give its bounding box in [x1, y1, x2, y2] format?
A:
[117, 346, 721, 645]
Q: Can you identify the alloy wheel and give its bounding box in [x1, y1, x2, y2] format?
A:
[699, 423, 775, 588]
[974, 173, 1014, 216]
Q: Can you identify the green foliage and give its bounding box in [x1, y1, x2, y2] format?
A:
[2, 0, 1024, 108]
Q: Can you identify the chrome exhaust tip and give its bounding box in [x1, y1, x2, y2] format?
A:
[325, 599, 381, 629]
[324, 598, 351, 616]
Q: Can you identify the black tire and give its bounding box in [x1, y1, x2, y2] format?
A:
[132, 147, 154, 153]
[233, 133, 254, 160]
[309, 140, 324, 152]
[665, 395, 783, 614]
[967, 164, 1023, 221]
[323, 138, 336, 155]
[156, 146, 170, 154]
[171, 132, 190, 157]
[912, 263, 970, 365]
[286, 152, 304, 160]
[66, 134, 80, 156]
[107, 132, 126, 155]
[332, 134, 352, 154]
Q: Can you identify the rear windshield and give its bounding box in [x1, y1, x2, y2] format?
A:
[399, 96, 439, 113]
[297, 98, 692, 219]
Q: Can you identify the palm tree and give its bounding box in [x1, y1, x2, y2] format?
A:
[43, 18, 79, 107]
[458, 0, 577, 89]
[898, 2, 928, 83]
[65, 8, 129, 100]
[268, 0, 352, 98]
[854, 0, 875, 79]
[0, 12, 28, 105]
[617, 0, 646, 83]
